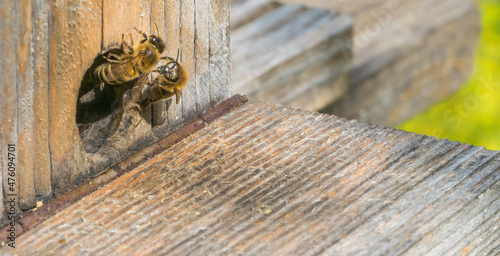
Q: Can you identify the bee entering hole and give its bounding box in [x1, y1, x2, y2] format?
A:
[76, 28, 188, 172]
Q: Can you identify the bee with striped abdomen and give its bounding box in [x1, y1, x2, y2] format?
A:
[95, 27, 165, 85]
[141, 50, 188, 106]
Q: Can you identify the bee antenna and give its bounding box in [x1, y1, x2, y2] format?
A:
[154, 23, 159, 35]
[176, 49, 181, 63]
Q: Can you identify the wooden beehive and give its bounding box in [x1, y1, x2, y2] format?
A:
[256, 0, 479, 126]
[313, 0, 480, 126]
[0, 0, 231, 223]
[231, 0, 352, 111]
[0, 1, 496, 252]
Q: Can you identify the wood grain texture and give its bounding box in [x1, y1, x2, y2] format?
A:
[0, 0, 20, 222]
[164, 0, 184, 132]
[0, 0, 231, 223]
[180, 0, 197, 124]
[150, 0, 168, 127]
[33, 0, 52, 203]
[17, 0, 35, 210]
[153, 0, 231, 134]
[288, 0, 480, 126]
[209, 0, 232, 105]
[102, 0, 150, 48]
[4, 102, 499, 255]
[48, 0, 100, 194]
[194, 0, 211, 115]
[231, 0, 280, 30]
[231, 1, 352, 111]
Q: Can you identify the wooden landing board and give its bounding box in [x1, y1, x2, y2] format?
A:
[231, 1, 352, 111]
[5, 102, 499, 255]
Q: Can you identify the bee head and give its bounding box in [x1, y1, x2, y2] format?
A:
[160, 61, 180, 83]
[149, 35, 165, 54]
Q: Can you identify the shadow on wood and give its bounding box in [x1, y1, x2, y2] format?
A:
[75, 48, 176, 173]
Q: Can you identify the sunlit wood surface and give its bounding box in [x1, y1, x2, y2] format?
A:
[6, 102, 499, 255]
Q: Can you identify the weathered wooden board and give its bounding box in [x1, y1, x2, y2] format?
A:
[0, 0, 231, 224]
[17, 0, 35, 211]
[0, 0, 20, 221]
[284, 0, 480, 126]
[231, 0, 352, 111]
[48, 0, 99, 198]
[149, 1, 167, 127]
[32, 0, 52, 207]
[4, 102, 499, 255]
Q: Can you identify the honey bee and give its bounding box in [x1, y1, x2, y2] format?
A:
[94, 27, 165, 85]
[141, 50, 188, 106]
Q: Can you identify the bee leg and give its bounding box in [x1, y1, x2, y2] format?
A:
[135, 110, 144, 128]
[152, 80, 165, 86]
[152, 80, 173, 91]
[160, 56, 175, 61]
[102, 54, 126, 63]
[102, 54, 115, 62]
[121, 33, 134, 55]
[120, 34, 126, 51]
[134, 27, 148, 41]
[174, 88, 182, 104]
[153, 23, 159, 35]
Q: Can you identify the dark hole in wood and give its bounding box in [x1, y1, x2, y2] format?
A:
[75, 49, 170, 172]
[76, 52, 120, 152]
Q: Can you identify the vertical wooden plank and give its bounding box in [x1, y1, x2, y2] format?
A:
[78, 0, 103, 84]
[165, 0, 183, 131]
[180, 0, 197, 122]
[0, 0, 19, 221]
[220, 0, 231, 101]
[209, 0, 232, 106]
[18, 0, 35, 210]
[48, 0, 100, 194]
[150, 0, 168, 127]
[0, 144, 2, 223]
[78, 0, 103, 155]
[102, 0, 150, 50]
[162, 0, 231, 132]
[194, 0, 211, 115]
[33, 0, 52, 200]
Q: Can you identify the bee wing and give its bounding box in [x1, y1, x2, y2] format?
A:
[134, 71, 150, 98]
[101, 50, 146, 84]
[122, 72, 150, 111]
[135, 71, 150, 87]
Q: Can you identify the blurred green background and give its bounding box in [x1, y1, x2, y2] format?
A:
[399, 0, 500, 150]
